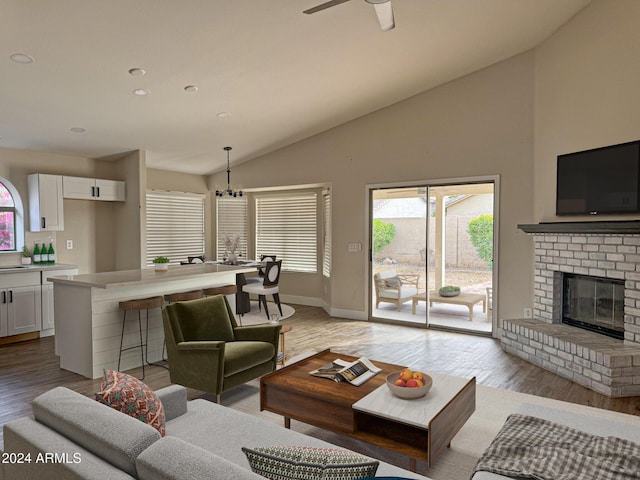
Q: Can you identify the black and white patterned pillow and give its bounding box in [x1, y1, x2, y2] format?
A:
[242, 445, 379, 480]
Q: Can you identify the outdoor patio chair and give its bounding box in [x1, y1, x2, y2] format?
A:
[374, 270, 420, 311]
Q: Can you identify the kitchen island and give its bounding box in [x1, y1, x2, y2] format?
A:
[50, 263, 257, 379]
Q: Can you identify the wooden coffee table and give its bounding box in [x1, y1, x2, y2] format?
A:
[412, 291, 486, 320]
[260, 349, 476, 470]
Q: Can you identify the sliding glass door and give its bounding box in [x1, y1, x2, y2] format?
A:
[369, 180, 496, 335]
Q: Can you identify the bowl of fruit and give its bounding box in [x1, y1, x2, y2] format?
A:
[386, 368, 433, 399]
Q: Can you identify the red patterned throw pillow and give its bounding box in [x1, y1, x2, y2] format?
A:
[95, 369, 166, 436]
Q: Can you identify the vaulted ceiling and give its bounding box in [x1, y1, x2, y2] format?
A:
[1, 0, 591, 175]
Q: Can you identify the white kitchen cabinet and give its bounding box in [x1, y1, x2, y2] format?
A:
[28, 174, 64, 231]
[63, 176, 125, 201]
[41, 268, 78, 336]
[0, 272, 42, 337]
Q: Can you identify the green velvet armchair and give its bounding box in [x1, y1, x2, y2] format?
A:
[162, 295, 281, 402]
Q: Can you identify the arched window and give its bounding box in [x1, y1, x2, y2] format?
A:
[0, 177, 24, 252]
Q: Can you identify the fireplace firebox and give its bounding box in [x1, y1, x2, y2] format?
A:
[562, 273, 625, 340]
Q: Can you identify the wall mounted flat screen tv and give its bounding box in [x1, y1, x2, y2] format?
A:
[556, 140, 640, 215]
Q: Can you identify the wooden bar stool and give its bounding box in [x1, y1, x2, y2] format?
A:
[203, 285, 237, 296]
[118, 295, 164, 380]
[164, 289, 205, 303]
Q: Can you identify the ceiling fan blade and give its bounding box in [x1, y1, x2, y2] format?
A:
[303, 0, 353, 15]
[373, 1, 395, 31]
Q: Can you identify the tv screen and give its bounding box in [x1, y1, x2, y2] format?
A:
[556, 140, 640, 215]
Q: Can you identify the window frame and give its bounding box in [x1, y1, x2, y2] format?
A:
[254, 191, 318, 274]
[0, 177, 24, 253]
[145, 190, 205, 265]
[322, 189, 331, 277]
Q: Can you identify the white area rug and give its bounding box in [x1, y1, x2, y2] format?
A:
[237, 301, 295, 326]
[218, 373, 640, 480]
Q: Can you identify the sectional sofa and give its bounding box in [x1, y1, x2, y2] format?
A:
[1, 384, 428, 480]
[472, 403, 640, 480]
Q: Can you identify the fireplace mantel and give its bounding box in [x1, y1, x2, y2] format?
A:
[518, 220, 640, 234]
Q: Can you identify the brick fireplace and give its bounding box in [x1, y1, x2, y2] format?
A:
[501, 222, 640, 397]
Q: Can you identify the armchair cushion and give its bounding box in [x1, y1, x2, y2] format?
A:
[172, 295, 235, 342]
[224, 342, 276, 376]
[378, 286, 419, 300]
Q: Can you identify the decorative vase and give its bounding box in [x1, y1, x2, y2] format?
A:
[21, 257, 32, 265]
[227, 253, 237, 265]
[154, 263, 169, 272]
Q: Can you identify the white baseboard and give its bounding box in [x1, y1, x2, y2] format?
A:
[278, 295, 367, 321]
[326, 306, 367, 321]
[279, 294, 323, 307]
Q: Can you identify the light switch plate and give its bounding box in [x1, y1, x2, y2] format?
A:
[348, 243, 362, 252]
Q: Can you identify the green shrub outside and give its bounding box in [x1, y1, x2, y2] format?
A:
[467, 214, 493, 268]
[373, 219, 396, 254]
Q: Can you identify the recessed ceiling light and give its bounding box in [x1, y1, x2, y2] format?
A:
[128, 68, 146, 76]
[132, 88, 150, 96]
[10, 53, 34, 64]
[217, 112, 230, 118]
[184, 85, 198, 92]
[70, 127, 86, 133]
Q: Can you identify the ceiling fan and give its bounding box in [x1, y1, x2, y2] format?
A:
[303, 0, 395, 32]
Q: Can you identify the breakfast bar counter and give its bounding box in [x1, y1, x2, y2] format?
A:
[50, 264, 256, 379]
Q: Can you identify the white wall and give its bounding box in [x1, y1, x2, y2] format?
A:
[210, 52, 536, 321]
[0, 147, 142, 273]
[534, 0, 640, 222]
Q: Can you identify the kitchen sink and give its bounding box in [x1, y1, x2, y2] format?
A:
[0, 265, 30, 269]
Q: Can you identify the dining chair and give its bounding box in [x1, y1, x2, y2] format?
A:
[245, 254, 276, 285]
[242, 260, 283, 319]
[180, 255, 205, 265]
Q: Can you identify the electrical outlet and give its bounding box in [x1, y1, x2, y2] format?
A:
[66, 240, 73, 250]
[524, 307, 533, 318]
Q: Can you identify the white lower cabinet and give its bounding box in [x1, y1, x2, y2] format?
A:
[0, 272, 42, 337]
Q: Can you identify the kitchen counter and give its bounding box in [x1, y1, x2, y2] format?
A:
[51, 264, 258, 379]
[0, 263, 77, 273]
[48, 263, 254, 289]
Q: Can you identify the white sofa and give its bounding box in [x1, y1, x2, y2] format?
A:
[472, 402, 640, 480]
[2, 385, 429, 480]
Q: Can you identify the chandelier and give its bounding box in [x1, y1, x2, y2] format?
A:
[215, 146, 243, 197]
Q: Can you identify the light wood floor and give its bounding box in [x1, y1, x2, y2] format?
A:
[1, 304, 639, 447]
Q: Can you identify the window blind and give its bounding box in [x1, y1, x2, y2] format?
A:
[146, 190, 205, 265]
[322, 190, 331, 277]
[216, 196, 248, 261]
[255, 193, 317, 273]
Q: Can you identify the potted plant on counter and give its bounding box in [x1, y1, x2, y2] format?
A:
[152, 256, 170, 271]
[21, 245, 32, 265]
